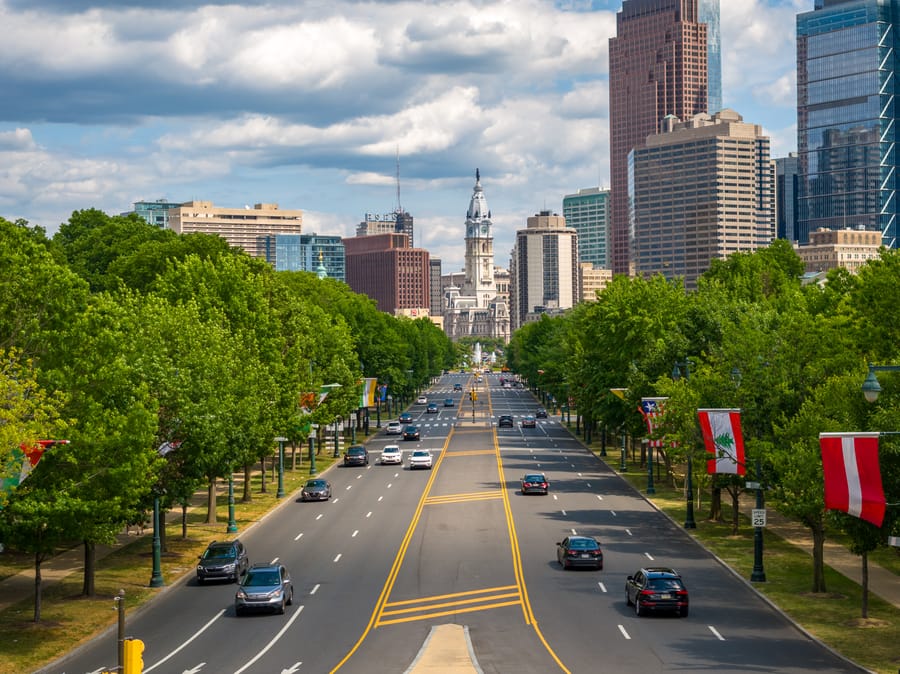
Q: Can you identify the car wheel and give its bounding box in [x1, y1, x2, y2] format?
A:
[287, 588, 294, 606]
[635, 598, 643, 616]
[625, 591, 632, 606]
[679, 606, 689, 618]
[235, 607, 243, 617]
[197, 577, 204, 585]
[278, 597, 286, 615]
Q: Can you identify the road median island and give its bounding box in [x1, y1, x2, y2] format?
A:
[406, 623, 481, 673]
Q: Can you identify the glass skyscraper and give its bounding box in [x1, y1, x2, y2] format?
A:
[700, 0, 722, 114]
[258, 233, 346, 281]
[796, 0, 899, 247]
[562, 187, 610, 269]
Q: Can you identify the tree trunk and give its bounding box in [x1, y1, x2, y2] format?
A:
[33, 550, 43, 623]
[291, 443, 298, 470]
[709, 485, 723, 522]
[729, 486, 740, 535]
[810, 521, 827, 592]
[861, 551, 869, 619]
[259, 456, 267, 494]
[181, 502, 188, 539]
[159, 510, 168, 553]
[242, 463, 252, 502]
[82, 540, 96, 596]
[206, 476, 217, 524]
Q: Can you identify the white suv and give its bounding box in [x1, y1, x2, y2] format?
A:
[380, 445, 403, 465]
[408, 449, 433, 470]
[385, 420, 402, 435]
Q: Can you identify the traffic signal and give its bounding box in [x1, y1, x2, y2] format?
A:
[123, 638, 144, 674]
[469, 390, 478, 401]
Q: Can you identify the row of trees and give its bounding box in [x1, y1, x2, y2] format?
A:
[507, 240, 899, 610]
[0, 211, 455, 619]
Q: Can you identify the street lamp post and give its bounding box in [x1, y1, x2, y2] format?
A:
[149, 495, 164, 587]
[226, 470, 238, 533]
[672, 361, 697, 529]
[275, 437, 287, 498]
[862, 363, 900, 402]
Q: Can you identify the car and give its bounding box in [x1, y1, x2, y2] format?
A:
[522, 415, 537, 428]
[343, 445, 368, 466]
[417, 395, 428, 404]
[300, 478, 332, 501]
[197, 539, 249, 584]
[235, 563, 293, 615]
[498, 415, 514, 428]
[453, 383, 463, 391]
[626, 567, 689, 617]
[557, 535, 603, 570]
[521, 473, 549, 495]
[408, 449, 433, 469]
[398, 412, 413, 423]
[535, 409, 548, 419]
[385, 420, 403, 435]
[380, 445, 403, 465]
[444, 398, 455, 407]
[426, 402, 439, 413]
[403, 425, 420, 440]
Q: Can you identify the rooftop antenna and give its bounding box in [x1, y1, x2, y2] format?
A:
[395, 145, 402, 214]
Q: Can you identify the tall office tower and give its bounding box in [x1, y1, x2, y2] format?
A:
[629, 110, 774, 290]
[509, 211, 580, 331]
[257, 233, 346, 281]
[343, 233, 430, 315]
[562, 187, 610, 268]
[395, 210, 415, 247]
[775, 153, 800, 242]
[168, 201, 303, 257]
[797, 0, 898, 248]
[699, 0, 722, 114]
[608, 0, 710, 275]
[429, 258, 443, 318]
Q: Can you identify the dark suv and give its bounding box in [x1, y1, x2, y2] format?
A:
[626, 567, 689, 617]
[197, 539, 249, 584]
[343, 445, 369, 466]
[498, 415, 514, 428]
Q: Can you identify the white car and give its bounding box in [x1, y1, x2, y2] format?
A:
[416, 395, 428, 404]
[408, 449, 433, 470]
[380, 445, 403, 465]
[385, 420, 403, 435]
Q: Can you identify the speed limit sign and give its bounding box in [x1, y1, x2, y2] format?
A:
[752, 509, 767, 527]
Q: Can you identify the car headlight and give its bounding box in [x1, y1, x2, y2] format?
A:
[236, 590, 248, 599]
[222, 562, 236, 571]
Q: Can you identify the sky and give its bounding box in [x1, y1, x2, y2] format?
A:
[0, 0, 806, 272]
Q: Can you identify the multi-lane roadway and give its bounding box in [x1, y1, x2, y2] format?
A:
[46, 372, 864, 674]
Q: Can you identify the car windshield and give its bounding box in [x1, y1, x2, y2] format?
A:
[524, 475, 545, 482]
[568, 539, 598, 550]
[203, 546, 234, 559]
[412, 451, 429, 457]
[348, 448, 364, 455]
[244, 571, 280, 587]
[306, 480, 326, 488]
[647, 578, 683, 590]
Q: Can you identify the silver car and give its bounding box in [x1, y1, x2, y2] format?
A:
[235, 563, 293, 615]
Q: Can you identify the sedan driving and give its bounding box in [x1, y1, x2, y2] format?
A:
[300, 479, 332, 501]
[521, 473, 549, 495]
[557, 536, 603, 570]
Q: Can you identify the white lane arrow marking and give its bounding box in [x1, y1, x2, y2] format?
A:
[281, 663, 303, 674]
[183, 664, 206, 674]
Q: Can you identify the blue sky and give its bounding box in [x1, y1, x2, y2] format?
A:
[0, 0, 805, 271]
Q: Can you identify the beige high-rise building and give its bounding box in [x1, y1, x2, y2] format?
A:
[509, 211, 580, 331]
[794, 227, 882, 274]
[629, 109, 774, 290]
[168, 201, 303, 257]
[580, 263, 613, 302]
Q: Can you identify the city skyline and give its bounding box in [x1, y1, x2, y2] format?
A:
[0, 0, 803, 272]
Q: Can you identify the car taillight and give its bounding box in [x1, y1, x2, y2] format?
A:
[675, 590, 688, 596]
[640, 589, 655, 597]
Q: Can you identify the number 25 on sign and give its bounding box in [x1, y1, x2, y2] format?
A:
[752, 509, 767, 527]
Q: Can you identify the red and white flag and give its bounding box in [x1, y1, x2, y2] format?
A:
[640, 397, 668, 447]
[819, 433, 886, 527]
[697, 409, 746, 475]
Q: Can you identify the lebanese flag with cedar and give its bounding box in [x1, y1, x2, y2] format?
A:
[819, 433, 886, 527]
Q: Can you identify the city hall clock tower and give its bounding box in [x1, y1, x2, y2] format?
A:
[463, 169, 495, 307]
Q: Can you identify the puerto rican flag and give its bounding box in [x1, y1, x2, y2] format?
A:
[819, 433, 886, 527]
[640, 397, 668, 447]
[697, 409, 746, 475]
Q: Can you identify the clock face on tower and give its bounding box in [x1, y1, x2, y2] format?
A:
[481, 225, 488, 235]
[467, 225, 474, 237]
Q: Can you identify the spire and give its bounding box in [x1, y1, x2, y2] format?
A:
[467, 169, 490, 223]
[316, 250, 327, 279]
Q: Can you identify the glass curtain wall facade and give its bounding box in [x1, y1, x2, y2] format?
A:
[797, 0, 899, 247]
[259, 234, 346, 280]
[699, 0, 722, 114]
[562, 187, 610, 268]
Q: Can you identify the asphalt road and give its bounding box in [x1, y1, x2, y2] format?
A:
[46, 373, 864, 674]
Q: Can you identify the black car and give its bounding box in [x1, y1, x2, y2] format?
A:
[497, 415, 514, 428]
[300, 478, 332, 501]
[521, 473, 549, 495]
[197, 539, 249, 584]
[343, 445, 368, 466]
[453, 383, 463, 391]
[398, 412, 413, 423]
[557, 535, 603, 570]
[403, 425, 420, 440]
[235, 563, 293, 615]
[535, 409, 548, 419]
[626, 567, 689, 617]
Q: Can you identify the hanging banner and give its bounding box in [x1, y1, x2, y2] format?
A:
[639, 397, 669, 447]
[819, 432, 885, 527]
[359, 378, 378, 408]
[1, 440, 69, 503]
[697, 409, 746, 475]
